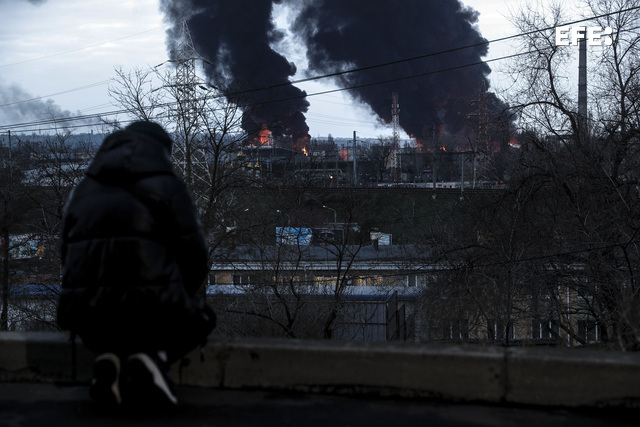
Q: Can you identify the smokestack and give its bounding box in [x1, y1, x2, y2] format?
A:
[578, 34, 587, 123]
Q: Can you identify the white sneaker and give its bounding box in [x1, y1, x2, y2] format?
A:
[126, 352, 177, 406]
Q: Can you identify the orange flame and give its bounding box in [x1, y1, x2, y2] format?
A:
[294, 135, 310, 153]
[257, 128, 272, 146]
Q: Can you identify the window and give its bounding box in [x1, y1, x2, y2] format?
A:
[429, 319, 469, 342]
[205, 273, 218, 295]
[487, 319, 514, 342]
[577, 320, 599, 343]
[232, 274, 252, 285]
[208, 272, 217, 286]
[399, 274, 428, 287]
[314, 275, 335, 286]
[361, 276, 380, 287]
[531, 319, 559, 340]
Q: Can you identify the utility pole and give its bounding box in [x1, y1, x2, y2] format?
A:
[169, 21, 213, 299]
[167, 20, 216, 193]
[173, 20, 199, 186]
[468, 80, 490, 186]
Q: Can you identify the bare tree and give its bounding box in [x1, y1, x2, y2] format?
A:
[361, 137, 393, 184]
[0, 132, 26, 330]
[108, 66, 167, 124]
[0, 135, 45, 329]
[0, 129, 97, 331]
[483, 0, 640, 349]
[209, 187, 374, 340]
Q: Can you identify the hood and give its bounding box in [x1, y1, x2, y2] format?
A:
[86, 129, 175, 185]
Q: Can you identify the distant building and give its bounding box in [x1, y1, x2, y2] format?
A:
[208, 244, 601, 346]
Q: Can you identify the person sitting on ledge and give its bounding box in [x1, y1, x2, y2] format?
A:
[57, 121, 216, 407]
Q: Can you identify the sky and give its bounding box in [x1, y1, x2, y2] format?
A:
[0, 0, 583, 139]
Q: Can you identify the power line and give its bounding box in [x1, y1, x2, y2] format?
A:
[218, 5, 640, 99]
[7, 4, 637, 112]
[0, 43, 538, 133]
[2, 5, 639, 134]
[0, 50, 530, 134]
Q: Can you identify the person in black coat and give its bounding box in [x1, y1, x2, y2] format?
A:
[57, 121, 215, 406]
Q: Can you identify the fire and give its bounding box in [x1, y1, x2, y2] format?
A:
[258, 128, 272, 145]
[295, 135, 310, 153]
[251, 127, 272, 146]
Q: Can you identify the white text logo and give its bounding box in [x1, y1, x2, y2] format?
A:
[555, 26, 613, 46]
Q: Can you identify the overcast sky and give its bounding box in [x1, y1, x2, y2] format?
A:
[0, 0, 581, 138]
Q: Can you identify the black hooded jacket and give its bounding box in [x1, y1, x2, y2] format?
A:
[57, 128, 211, 352]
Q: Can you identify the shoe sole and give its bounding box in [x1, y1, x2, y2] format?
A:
[89, 353, 121, 405]
[127, 353, 178, 405]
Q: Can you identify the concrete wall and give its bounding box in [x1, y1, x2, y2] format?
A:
[1, 331, 640, 408]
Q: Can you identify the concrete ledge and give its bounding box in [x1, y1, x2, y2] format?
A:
[2, 332, 640, 408]
[506, 346, 640, 407]
[188, 339, 505, 403]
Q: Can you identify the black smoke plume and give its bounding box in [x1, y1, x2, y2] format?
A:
[160, 0, 310, 141]
[291, 0, 496, 139]
[160, 0, 503, 142]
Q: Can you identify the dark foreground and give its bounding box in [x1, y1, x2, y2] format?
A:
[0, 383, 636, 427]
